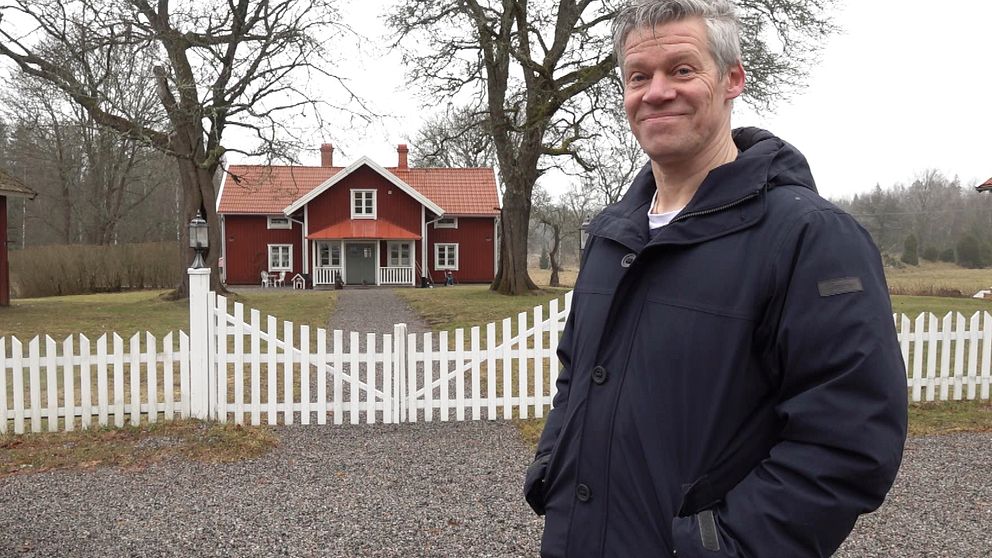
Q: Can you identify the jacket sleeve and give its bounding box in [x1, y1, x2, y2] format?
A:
[672, 208, 908, 557]
[523, 297, 577, 516]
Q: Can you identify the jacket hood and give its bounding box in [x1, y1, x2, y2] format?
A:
[586, 127, 816, 249]
[732, 127, 817, 195]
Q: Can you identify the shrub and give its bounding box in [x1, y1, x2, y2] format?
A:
[921, 246, 940, 262]
[956, 235, 987, 269]
[9, 242, 181, 298]
[939, 247, 956, 263]
[901, 234, 919, 266]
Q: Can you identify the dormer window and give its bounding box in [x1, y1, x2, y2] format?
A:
[351, 189, 376, 219]
[434, 217, 458, 229]
[267, 216, 291, 229]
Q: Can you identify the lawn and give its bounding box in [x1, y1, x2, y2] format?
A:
[885, 261, 992, 297]
[890, 295, 992, 318]
[0, 288, 337, 340]
[396, 284, 571, 333]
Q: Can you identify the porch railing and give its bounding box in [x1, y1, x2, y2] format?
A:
[379, 266, 414, 286]
[313, 266, 342, 286]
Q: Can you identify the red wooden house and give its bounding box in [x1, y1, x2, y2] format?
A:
[1, 168, 37, 306]
[217, 144, 500, 287]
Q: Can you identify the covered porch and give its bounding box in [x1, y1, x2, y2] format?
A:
[312, 240, 416, 286]
[309, 222, 420, 287]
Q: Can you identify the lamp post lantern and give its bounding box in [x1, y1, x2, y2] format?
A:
[188, 210, 209, 269]
[578, 217, 591, 269]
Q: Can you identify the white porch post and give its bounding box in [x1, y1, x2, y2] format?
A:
[421, 206, 427, 286]
[188, 267, 212, 420]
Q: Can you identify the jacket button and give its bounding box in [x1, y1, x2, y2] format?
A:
[621, 253, 636, 268]
[576, 483, 591, 502]
[591, 366, 607, 384]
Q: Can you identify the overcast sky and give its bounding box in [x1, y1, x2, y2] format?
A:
[2, 2, 986, 201]
[308, 0, 991, 203]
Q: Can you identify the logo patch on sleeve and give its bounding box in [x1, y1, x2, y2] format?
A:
[818, 277, 864, 297]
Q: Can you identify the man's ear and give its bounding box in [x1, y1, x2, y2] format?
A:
[725, 61, 746, 100]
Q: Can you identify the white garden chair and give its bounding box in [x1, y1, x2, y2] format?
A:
[260, 270, 273, 288]
[274, 271, 286, 287]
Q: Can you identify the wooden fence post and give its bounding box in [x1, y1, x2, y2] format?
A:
[394, 323, 407, 424]
[188, 267, 212, 420]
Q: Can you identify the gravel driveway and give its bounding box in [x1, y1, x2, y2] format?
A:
[2, 290, 990, 556]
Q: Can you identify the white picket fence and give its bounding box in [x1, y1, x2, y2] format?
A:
[3, 269, 992, 434]
[0, 332, 189, 434]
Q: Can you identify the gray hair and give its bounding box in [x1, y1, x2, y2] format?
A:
[612, 0, 742, 77]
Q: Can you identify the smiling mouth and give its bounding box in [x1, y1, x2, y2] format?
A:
[641, 113, 686, 122]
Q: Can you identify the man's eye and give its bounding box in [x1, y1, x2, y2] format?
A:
[674, 67, 693, 76]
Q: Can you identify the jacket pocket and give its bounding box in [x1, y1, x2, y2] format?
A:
[671, 509, 749, 557]
[523, 454, 550, 515]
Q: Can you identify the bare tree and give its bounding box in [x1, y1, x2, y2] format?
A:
[1, 66, 177, 245]
[575, 105, 646, 206]
[390, 0, 839, 294]
[411, 105, 496, 168]
[532, 182, 598, 286]
[0, 0, 355, 295]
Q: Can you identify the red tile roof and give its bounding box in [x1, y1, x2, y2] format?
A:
[308, 221, 420, 240]
[218, 163, 500, 216]
[0, 167, 37, 198]
[979, 176, 992, 192]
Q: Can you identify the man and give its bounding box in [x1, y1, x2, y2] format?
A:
[523, 1, 908, 557]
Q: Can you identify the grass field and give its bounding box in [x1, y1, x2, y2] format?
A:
[0, 288, 337, 340]
[396, 284, 571, 333]
[885, 261, 992, 297]
[0, 419, 278, 477]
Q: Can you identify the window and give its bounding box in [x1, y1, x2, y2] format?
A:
[267, 216, 291, 229]
[435, 243, 458, 270]
[351, 189, 376, 219]
[268, 244, 292, 271]
[318, 243, 341, 267]
[388, 242, 411, 267]
[434, 217, 458, 229]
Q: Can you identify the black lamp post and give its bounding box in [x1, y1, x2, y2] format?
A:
[578, 217, 591, 269]
[189, 210, 209, 269]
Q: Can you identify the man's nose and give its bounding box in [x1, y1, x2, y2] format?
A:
[642, 72, 677, 103]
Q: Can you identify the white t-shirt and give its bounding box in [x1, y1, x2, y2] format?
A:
[647, 191, 685, 229]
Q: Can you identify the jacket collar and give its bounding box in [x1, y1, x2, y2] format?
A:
[585, 128, 795, 250]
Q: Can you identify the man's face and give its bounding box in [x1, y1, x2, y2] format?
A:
[622, 17, 744, 166]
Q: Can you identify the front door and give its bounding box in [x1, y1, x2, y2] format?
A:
[345, 242, 376, 285]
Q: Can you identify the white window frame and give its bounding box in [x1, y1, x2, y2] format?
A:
[434, 217, 458, 229]
[351, 189, 377, 219]
[387, 241, 412, 267]
[268, 244, 293, 271]
[267, 215, 291, 229]
[435, 243, 458, 271]
[317, 242, 341, 267]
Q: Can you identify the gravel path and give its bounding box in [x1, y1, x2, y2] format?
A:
[836, 433, 992, 557]
[1, 290, 990, 556]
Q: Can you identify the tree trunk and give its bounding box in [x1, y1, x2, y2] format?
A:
[491, 188, 538, 294]
[549, 223, 561, 287]
[168, 153, 226, 299]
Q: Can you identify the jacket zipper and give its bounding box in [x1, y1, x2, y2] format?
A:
[670, 189, 763, 224]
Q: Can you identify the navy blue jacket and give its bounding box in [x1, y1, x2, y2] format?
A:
[524, 128, 908, 557]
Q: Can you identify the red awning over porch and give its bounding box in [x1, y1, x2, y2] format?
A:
[307, 221, 420, 240]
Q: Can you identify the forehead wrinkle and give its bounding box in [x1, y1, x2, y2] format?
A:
[623, 30, 706, 60]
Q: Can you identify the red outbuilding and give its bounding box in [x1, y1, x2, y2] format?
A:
[0, 168, 37, 306]
[217, 144, 500, 287]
